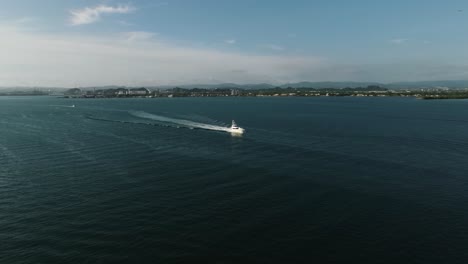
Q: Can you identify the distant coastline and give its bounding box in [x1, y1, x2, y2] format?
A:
[3, 81, 468, 99]
[58, 86, 468, 100]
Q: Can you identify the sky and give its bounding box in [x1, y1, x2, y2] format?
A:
[1, 0, 468, 87]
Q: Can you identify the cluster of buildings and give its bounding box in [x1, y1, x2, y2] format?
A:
[65, 87, 153, 98]
[64, 87, 242, 98]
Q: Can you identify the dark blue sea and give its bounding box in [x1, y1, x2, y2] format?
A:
[1, 96, 468, 263]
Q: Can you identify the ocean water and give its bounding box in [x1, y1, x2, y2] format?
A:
[1, 96, 468, 263]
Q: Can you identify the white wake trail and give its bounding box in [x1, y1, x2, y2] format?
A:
[49, 104, 75, 108]
[129, 111, 233, 133]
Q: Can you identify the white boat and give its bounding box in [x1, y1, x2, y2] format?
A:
[228, 120, 245, 134]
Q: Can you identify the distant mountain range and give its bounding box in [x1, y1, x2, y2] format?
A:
[151, 80, 468, 89]
[3, 80, 468, 91]
[159, 80, 468, 90]
[384, 80, 468, 89]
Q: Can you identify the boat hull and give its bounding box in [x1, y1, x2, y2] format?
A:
[227, 128, 245, 134]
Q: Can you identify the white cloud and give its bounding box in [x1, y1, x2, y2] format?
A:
[0, 16, 39, 29]
[390, 38, 408, 44]
[69, 4, 135, 26]
[123, 31, 157, 41]
[13, 17, 37, 24]
[118, 20, 134, 26]
[154, 2, 169, 7]
[266, 44, 285, 51]
[0, 25, 323, 87]
[224, 39, 236, 45]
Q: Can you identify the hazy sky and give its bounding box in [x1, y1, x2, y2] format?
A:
[1, 0, 468, 87]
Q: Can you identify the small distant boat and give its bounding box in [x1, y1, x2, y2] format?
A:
[228, 120, 245, 134]
[71, 104, 75, 108]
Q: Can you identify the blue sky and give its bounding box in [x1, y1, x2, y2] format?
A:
[1, 0, 468, 87]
